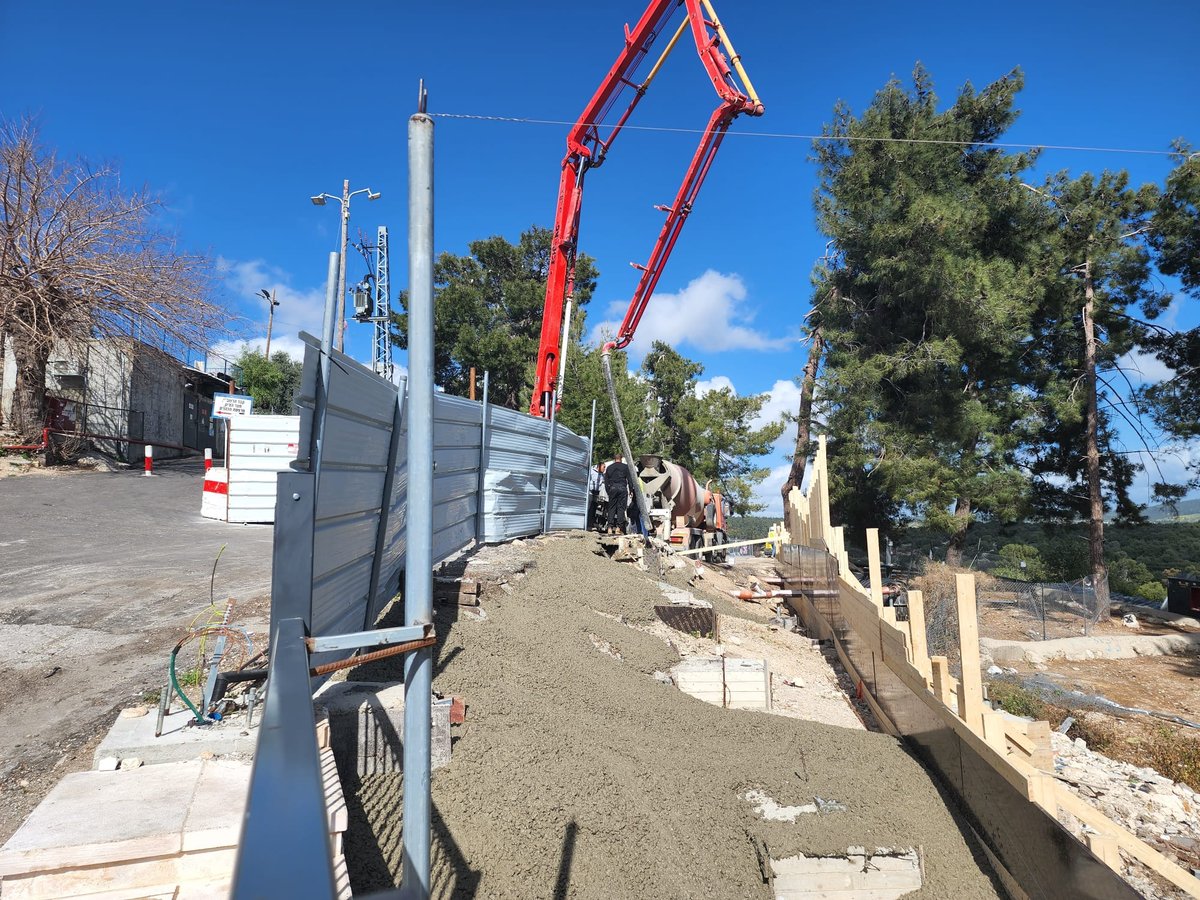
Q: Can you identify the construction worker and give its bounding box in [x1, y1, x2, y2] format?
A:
[603, 453, 631, 534]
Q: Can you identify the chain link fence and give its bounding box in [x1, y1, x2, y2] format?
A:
[977, 576, 1105, 640]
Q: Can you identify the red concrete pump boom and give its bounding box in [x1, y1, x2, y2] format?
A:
[530, 0, 763, 418]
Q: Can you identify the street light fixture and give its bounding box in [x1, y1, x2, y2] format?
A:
[258, 289, 281, 358]
[309, 181, 381, 351]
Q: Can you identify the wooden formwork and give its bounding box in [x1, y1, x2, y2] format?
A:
[774, 435, 1200, 899]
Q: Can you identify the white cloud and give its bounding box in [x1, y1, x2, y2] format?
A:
[589, 270, 792, 360]
[216, 256, 330, 354]
[751, 463, 791, 518]
[211, 335, 308, 363]
[695, 375, 735, 397]
[1116, 349, 1174, 386]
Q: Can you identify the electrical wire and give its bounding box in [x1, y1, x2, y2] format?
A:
[428, 112, 1182, 157]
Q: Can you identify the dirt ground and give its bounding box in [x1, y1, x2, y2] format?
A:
[0, 460, 273, 843]
[343, 532, 1003, 899]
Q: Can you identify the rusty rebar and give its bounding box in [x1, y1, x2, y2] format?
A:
[308, 636, 437, 677]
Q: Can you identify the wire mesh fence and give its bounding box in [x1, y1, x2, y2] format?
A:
[977, 576, 1105, 641]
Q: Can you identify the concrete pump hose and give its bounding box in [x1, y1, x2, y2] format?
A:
[601, 342, 652, 543]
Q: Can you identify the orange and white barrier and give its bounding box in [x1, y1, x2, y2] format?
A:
[204, 448, 213, 473]
[143, 444, 154, 477]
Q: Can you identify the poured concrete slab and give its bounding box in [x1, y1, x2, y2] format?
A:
[92, 707, 258, 769]
[0, 752, 348, 899]
[771, 847, 922, 898]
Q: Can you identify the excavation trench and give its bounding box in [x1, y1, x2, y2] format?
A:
[342, 532, 1001, 898]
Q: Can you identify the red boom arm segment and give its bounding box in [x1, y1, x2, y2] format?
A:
[530, 0, 762, 417]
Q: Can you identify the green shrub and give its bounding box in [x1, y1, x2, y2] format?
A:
[1135, 581, 1167, 603]
[991, 543, 1048, 581]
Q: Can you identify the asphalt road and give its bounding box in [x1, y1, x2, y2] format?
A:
[0, 460, 275, 841]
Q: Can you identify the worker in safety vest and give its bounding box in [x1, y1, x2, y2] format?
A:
[765, 524, 778, 557]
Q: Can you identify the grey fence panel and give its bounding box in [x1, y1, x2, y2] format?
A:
[282, 334, 591, 643]
[547, 425, 589, 531]
[303, 338, 402, 660]
[480, 406, 553, 542]
[432, 393, 482, 565]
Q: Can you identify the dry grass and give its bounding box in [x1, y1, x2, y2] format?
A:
[910, 562, 997, 661]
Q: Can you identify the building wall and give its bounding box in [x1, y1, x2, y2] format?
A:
[130, 342, 189, 457]
[0, 336, 15, 427]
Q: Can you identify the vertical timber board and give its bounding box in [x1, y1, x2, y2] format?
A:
[866, 527, 884, 610]
[955, 573, 985, 732]
[907, 590, 931, 683]
[271, 470, 315, 654]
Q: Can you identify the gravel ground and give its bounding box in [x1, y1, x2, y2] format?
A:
[344, 532, 1003, 899]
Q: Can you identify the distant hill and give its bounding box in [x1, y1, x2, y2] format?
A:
[1142, 498, 1200, 522]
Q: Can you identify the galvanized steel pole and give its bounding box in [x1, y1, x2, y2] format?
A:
[315, 251, 340, 478]
[400, 96, 434, 900]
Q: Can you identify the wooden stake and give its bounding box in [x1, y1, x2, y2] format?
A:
[955, 573, 984, 732]
[930, 656, 953, 707]
[906, 590, 930, 683]
[866, 528, 884, 611]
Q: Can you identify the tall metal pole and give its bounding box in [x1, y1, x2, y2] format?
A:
[315, 251, 340, 479]
[335, 179, 350, 352]
[264, 289, 277, 358]
[400, 92, 434, 900]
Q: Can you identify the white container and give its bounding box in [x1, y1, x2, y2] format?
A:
[201, 414, 299, 524]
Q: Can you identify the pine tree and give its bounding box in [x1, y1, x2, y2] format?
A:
[813, 65, 1044, 563]
[1025, 171, 1170, 604]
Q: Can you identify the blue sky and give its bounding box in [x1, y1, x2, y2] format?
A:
[2, 1, 1197, 513]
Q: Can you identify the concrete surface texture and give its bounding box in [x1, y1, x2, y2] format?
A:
[92, 707, 259, 769]
[343, 532, 1003, 898]
[0, 462, 273, 842]
[983, 632, 1200, 665]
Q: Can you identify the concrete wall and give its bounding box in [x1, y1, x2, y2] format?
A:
[0, 335, 14, 427]
[130, 343, 188, 457]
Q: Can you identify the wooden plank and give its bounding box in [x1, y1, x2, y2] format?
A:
[906, 590, 930, 682]
[955, 573, 984, 732]
[1052, 782, 1200, 895]
[930, 656, 953, 708]
[866, 527, 884, 610]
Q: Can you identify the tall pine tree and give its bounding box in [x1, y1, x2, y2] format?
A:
[813, 65, 1044, 563]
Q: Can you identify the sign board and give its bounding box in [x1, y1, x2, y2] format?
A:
[212, 392, 254, 419]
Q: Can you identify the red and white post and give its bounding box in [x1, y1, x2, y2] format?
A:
[204, 447, 213, 473]
[143, 444, 154, 477]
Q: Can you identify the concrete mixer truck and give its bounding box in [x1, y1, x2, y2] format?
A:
[636, 454, 730, 562]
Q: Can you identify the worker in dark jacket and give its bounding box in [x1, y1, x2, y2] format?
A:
[603, 453, 631, 534]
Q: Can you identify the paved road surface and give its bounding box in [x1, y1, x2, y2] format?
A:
[0, 460, 274, 841]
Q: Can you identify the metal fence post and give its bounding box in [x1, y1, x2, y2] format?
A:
[270, 471, 315, 653]
[315, 250, 340, 481]
[401, 93, 435, 900]
[475, 370, 490, 542]
[542, 392, 559, 534]
[586, 398, 596, 530]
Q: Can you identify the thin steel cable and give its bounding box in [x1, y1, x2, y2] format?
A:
[428, 112, 1180, 157]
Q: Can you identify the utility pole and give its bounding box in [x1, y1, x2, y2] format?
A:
[311, 182, 381, 353]
[336, 180, 350, 351]
[259, 289, 280, 358]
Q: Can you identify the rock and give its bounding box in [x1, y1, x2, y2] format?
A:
[119, 706, 149, 719]
[986, 665, 1003, 676]
[119, 757, 143, 769]
[1122, 613, 1140, 629]
[1073, 737, 1087, 750]
[199, 750, 216, 760]
[97, 757, 119, 772]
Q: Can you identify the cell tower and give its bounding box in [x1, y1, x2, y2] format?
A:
[351, 226, 395, 380]
[371, 226, 394, 381]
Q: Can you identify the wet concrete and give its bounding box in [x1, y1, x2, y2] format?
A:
[344, 532, 1002, 898]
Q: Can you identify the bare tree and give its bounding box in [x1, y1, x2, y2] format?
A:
[0, 116, 220, 439]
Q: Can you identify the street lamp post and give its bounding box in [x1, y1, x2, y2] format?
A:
[258, 289, 280, 358]
[310, 182, 381, 352]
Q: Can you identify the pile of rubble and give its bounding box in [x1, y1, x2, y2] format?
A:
[1051, 722, 1199, 897]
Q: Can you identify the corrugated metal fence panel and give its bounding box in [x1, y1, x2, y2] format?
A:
[546, 424, 589, 531]
[480, 405, 552, 542]
[370, 379, 408, 627]
[309, 345, 399, 644]
[433, 392, 482, 564]
[226, 415, 300, 524]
